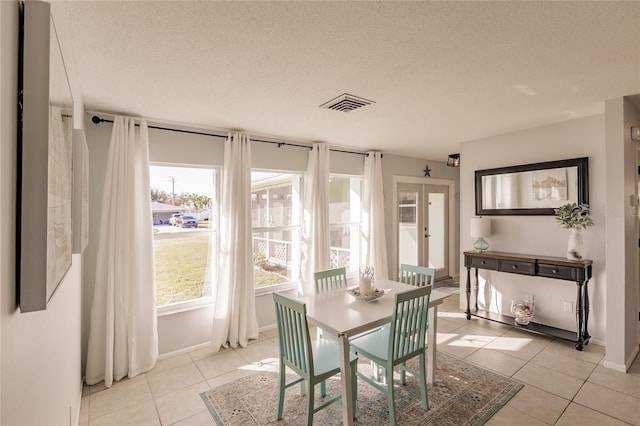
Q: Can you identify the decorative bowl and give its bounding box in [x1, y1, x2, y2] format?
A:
[510, 300, 533, 325]
[347, 287, 385, 302]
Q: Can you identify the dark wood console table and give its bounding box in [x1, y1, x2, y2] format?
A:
[464, 250, 593, 350]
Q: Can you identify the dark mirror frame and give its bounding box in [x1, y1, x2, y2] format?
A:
[475, 157, 589, 216]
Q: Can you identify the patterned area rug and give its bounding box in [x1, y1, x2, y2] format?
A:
[200, 352, 522, 425]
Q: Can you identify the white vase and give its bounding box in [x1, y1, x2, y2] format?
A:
[567, 228, 584, 260]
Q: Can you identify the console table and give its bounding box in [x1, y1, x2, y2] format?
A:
[464, 250, 593, 350]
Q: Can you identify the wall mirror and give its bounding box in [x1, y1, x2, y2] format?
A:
[475, 157, 589, 216]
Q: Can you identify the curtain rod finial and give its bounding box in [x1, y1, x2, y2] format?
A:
[91, 115, 102, 124]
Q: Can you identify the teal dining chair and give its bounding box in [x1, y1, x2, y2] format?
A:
[399, 264, 436, 287]
[313, 267, 349, 341]
[273, 292, 358, 425]
[368, 264, 435, 382]
[349, 285, 432, 426]
[313, 267, 348, 293]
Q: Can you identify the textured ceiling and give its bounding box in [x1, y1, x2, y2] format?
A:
[54, 1, 640, 160]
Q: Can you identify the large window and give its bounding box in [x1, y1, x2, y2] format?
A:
[251, 172, 301, 290]
[329, 175, 363, 272]
[149, 167, 362, 299]
[150, 165, 217, 309]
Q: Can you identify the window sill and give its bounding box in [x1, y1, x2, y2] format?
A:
[255, 281, 299, 297]
[157, 298, 213, 317]
[156, 282, 299, 316]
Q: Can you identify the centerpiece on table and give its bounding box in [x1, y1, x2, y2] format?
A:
[553, 203, 594, 260]
[358, 266, 375, 295]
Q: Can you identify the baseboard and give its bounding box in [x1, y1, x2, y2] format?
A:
[158, 327, 277, 360]
[158, 341, 211, 360]
[74, 378, 83, 426]
[259, 324, 276, 333]
[603, 359, 628, 372]
[624, 344, 640, 371]
[603, 345, 639, 373]
[626, 345, 640, 370]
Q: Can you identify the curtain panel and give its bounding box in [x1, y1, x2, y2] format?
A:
[210, 132, 259, 350]
[301, 143, 330, 295]
[85, 116, 158, 387]
[363, 151, 389, 279]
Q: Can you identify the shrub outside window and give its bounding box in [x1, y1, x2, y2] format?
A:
[329, 175, 363, 272]
[251, 172, 301, 290]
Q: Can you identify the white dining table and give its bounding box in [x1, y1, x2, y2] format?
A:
[297, 279, 451, 426]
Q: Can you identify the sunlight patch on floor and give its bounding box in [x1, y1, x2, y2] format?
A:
[438, 312, 470, 319]
[484, 337, 533, 351]
[446, 334, 496, 348]
[239, 358, 279, 372]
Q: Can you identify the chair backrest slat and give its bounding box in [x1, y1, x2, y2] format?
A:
[399, 264, 436, 287]
[390, 286, 431, 361]
[273, 293, 312, 378]
[314, 267, 348, 293]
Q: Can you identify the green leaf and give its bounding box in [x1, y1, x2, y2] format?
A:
[553, 203, 594, 229]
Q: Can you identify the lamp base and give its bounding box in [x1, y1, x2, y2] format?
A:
[474, 237, 489, 252]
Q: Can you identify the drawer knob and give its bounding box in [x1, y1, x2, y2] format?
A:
[481, 261, 486, 265]
[512, 265, 518, 269]
[553, 269, 558, 274]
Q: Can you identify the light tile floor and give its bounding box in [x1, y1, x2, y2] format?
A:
[80, 292, 640, 425]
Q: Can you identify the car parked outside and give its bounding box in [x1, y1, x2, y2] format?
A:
[169, 213, 183, 226]
[177, 215, 198, 228]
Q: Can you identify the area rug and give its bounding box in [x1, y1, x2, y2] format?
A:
[200, 352, 522, 425]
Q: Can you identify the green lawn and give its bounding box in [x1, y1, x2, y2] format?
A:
[154, 234, 288, 306]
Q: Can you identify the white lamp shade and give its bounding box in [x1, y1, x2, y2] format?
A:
[470, 217, 491, 238]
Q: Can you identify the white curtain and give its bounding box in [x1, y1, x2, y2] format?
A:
[301, 143, 330, 295]
[211, 132, 259, 350]
[85, 116, 158, 387]
[363, 151, 389, 279]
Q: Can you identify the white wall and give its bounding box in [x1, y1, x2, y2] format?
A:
[2, 258, 83, 426]
[460, 115, 607, 342]
[1, 1, 83, 424]
[83, 114, 459, 356]
[604, 97, 640, 371]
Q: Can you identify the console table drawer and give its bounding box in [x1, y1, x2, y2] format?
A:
[469, 257, 498, 270]
[498, 260, 535, 275]
[538, 263, 576, 281]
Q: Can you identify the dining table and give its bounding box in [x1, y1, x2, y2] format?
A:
[297, 279, 451, 425]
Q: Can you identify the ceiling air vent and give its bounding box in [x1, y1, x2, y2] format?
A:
[319, 93, 374, 113]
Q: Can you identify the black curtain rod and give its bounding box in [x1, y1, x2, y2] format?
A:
[91, 115, 377, 157]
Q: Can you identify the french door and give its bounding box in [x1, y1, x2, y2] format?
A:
[397, 183, 449, 280]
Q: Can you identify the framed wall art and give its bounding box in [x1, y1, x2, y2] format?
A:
[17, 1, 74, 312]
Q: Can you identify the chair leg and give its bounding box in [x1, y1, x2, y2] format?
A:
[277, 365, 286, 420]
[400, 362, 406, 385]
[306, 383, 315, 426]
[351, 359, 358, 417]
[320, 380, 327, 398]
[419, 354, 429, 410]
[386, 366, 397, 426]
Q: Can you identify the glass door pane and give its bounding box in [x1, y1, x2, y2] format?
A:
[428, 192, 445, 269]
[398, 188, 419, 267]
[426, 185, 448, 279]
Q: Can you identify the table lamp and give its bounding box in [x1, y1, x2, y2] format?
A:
[470, 216, 491, 252]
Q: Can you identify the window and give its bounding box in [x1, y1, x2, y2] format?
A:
[329, 175, 363, 272]
[150, 165, 217, 309]
[251, 172, 301, 290]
